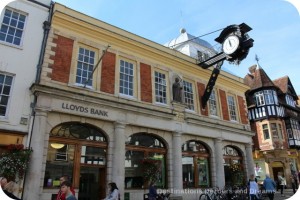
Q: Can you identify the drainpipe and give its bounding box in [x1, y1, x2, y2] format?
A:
[22, 1, 54, 199]
[27, 1, 53, 148]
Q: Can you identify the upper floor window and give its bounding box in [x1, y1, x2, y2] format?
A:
[255, 91, 264, 106]
[0, 8, 26, 46]
[262, 124, 270, 140]
[227, 95, 237, 121]
[119, 60, 134, 96]
[183, 80, 194, 111]
[286, 95, 296, 107]
[209, 90, 218, 117]
[271, 123, 278, 138]
[0, 73, 13, 117]
[155, 71, 167, 104]
[255, 90, 277, 106]
[76, 47, 95, 87]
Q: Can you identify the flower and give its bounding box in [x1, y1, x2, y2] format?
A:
[229, 163, 241, 173]
[0, 144, 33, 181]
[140, 158, 161, 183]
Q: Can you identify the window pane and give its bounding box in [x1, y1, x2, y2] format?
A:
[183, 80, 194, 110]
[119, 60, 134, 96]
[125, 151, 144, 189]
[0, 9, 26, 46]
[80, 146, 106, 165]
[76, 48, 95, 86]
[182, 156, 194, 188]
[44, 144, 75, 187]
[198, 158, 209, 187]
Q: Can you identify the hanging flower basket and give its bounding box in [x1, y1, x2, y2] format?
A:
[229, 163, 242, 173]
[140, 158, 161, 183]
[0, 144, 33, 181]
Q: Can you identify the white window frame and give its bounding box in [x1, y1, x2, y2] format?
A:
[0, 7, 27, 46]
[227, 95, 237, 121]
[154, 71, 167, 105]
[75, 47, 95, 88]
[209, 90, 218, 117]
[119, 59, 135, 97]
[286, 95, 295, 107]
[255, 91, 265, 106]
[264, 90, 274, 105]
[183, 80, 194, 111]
[262, 124, 270, 140]
[0, 73, 14, 118]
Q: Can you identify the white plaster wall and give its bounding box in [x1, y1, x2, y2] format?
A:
[0, 0, 51, 132]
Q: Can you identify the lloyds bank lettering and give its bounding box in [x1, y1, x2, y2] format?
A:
[62, 103, 108, 117]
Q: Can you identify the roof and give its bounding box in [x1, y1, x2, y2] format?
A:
[244, 64, 275, 90]
[164, 28, 217, 59]
[273, 76, 297, 97]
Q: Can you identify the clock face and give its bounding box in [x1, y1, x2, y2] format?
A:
[222, 35, 240, 55]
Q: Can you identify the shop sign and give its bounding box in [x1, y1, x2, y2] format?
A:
[61, 102, 108, 117]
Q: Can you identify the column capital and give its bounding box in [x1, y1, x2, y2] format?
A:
[114, 121, 127, 129]
[214, 137, 223, 143]
[172, 131, 183, 137]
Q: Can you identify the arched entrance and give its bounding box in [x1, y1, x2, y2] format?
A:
[44, 122, 108, 200]
[223, 145, 244, 186]
[271, 161, 284, 184]
[125, 133, 167, 189]
[182, 140, 211, 188]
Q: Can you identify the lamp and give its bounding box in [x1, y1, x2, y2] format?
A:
[50, 143, 65, 149]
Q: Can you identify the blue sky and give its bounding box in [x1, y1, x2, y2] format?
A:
[54, 0, 300, 94]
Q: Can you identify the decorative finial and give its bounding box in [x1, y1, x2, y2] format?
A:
[255, 54, 261, 69]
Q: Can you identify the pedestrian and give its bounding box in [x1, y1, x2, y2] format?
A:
[102, 182, 120, 200]
[263, 174, 276, 200]
[277, 172, 285, 197]
[0, 177, 7, 188]
[3, 181, 22, 200]
[290, 175, 296, 194]
[249, 174, 259, 200]
[148, 181, 158, 200]
[56, 175, 75, 200]
[60, 181, 76, 200]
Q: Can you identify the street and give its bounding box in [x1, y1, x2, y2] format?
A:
[273, 189, 297, 200]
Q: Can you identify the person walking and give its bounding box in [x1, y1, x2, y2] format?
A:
[102, 182, 119, 200]
[263, 174, 276, 200]
[0, 177, 7, 188]
[277, 172, 285, 197]
[148, 181, 158, 200]
[249, 174, 259, 200]
[60, 181, 76, 200]
[56, 175, 75, 200]
[3, 181, 22, 200]
[290, 175, 297, 194]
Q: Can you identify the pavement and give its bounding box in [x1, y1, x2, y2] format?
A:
[273, 189, 298, 200]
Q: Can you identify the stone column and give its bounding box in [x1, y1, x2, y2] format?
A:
[172, 131, 183, 190]
[23, 109, 48, 200]
[214, 138, 225, 188]
[112, 121, 126, 199]
[245, 143, 255, 178]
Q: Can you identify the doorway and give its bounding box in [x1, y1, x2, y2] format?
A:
[78, 167, 106, 200]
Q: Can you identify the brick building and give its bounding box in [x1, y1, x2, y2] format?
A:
[25, 3, 255, 200]
[244, 63, 300, 187]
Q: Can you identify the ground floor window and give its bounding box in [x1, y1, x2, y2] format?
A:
[44, 122, 107, 200]
[182, 140, 210, 188]
[223, 145, 244, 186]
[125, 133, 167, 189]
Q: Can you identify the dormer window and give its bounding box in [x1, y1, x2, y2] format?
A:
[254, 90, 278, 106]
[285, 95, 295, 107]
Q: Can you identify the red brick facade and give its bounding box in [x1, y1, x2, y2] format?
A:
[51, 35, 74, 83]
[219, 89, 229, 121]
[140, 63, 152, 103]
[100, 52, 116, 94]
[197, 82, 208, 116]
[237, 95, 249, 124]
